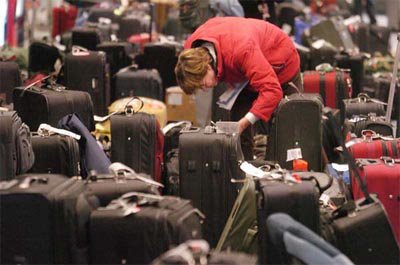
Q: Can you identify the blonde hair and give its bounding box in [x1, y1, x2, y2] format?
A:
[175, 47, 211, 95]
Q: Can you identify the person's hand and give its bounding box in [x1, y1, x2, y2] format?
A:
[238, 117, 251, 134]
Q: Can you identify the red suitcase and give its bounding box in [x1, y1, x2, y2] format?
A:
[348, 133, 400, 159]
[303, 69, 352, 110]
[352, 157, 400, 242]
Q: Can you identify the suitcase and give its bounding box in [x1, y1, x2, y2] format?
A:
[64, 50, 110, 115]
[151, 240, 257, 265]
[87, 7, 116, 23]
[114, 66, 163, 101]
[117, 14, 149, 41]
[0, 174, 92, 264]
[71, 27, 104, 51]
[303, 69, 352, 110]
[342, 93, 386, 121]
[256, 173, 320, 265]
[266, 93, 324, 171]
[352, 157, 400, 242]
[28, 41, 61, 74]
[110, 110, 164, 183]
[0, 111, 34, 180]
[28, 134, 80, 177]
[13, 84, 95, 131]
[348, 135, 400, 159]
[335, 54, 365, 97]
[179, 126, 245, 247]
[352, 23, 391, 56]
[89, 192, 204, 265]
[0, 61, 21, 104]
[343, 116, 394, 138]
[96, 41, 134, 78]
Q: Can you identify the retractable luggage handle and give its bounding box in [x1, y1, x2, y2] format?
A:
[386, 33, 400, 122]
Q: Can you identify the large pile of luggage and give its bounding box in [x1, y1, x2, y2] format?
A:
[0, 0, 399, 264]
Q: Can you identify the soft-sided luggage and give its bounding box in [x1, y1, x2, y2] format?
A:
[256, 171, 320, 265]
[117, 14, 149, 41]
[114, 66, 163, 101]
[71, 27, 104, 51]
[0, 111, 34, 180]
[342, 93, 386, 121]
[28, 133, 80, 177]
[0, 174, 92, 264]
[13, 83, 95, 131]
[0, 61, 21, 104]
[352, 157, 400, 242]
[28, 41, 61, 74]
[335, 54, 365, 97]
[347, 133, 400, 159]
[352, 23, 392, 56]
[110, 103, 164, 183]
[89, 192, 204, 265]
[343, 115, 393, 138]
[266, 93, 324, 171]
[302, 69, 352, 110]
[151, 240, 257, 265]
[96, 41, 134, 78]
[64, 49, 110, 115]
[179, 125, 245, 247]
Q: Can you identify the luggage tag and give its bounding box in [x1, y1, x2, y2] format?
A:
[239, 161, 282, 180]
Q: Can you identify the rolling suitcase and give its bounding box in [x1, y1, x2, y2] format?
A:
[0, 174, 92, 264]
[256, 172, 320, 265]
[71, 27, 103, 51]
[0, 111, 34, 180]
[89, 192, 204, 265]
[266, 93, 324, 171]
[0, 61, 21, 105]
[13, 83, 95, 131]
[303, 69, 352, 110]
[64, 49, 110, 116]
[110, 105, 164, 183]
[352, 157, 400, 242]
[114, 66, 163, 101]
[28, 133, 80, 177]
[96, 41, 134, 78]
[179, 125, 245, 247]
[335, 54, 365, 97]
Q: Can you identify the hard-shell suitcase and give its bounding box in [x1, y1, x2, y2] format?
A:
[179, 126, 245, 247]
[28, 134, 80, 177]
[0, 111, 34, 180]
[342, 93, 385, 121]
[0, 61, 21, 104]
[0, 174, 92, 264]
[256, 175, 320, 265]
[89, 192, 204, 265]
[13, 85, 95, 131]
[110, 110, 164, 183]
[64, 50, 110, 115]
[114, 66, 163, 101]
[352, 157, 400, 242]
[266, 93, 324, 171]
[303, 69, 352, 110]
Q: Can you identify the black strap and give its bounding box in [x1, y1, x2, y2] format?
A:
[381, 140, 388, 157]
[319, 72, 326, 105]
[390, 140, 399, 157]
[336, 70, 345, 110]
[326, 111, 374, 204]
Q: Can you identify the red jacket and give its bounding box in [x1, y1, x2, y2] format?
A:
[184, 17, 300, 121]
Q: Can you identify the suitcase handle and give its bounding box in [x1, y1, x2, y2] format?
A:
[107, 162, 164, 187]
[177, 208, 206, 224]
[180, 126, 201, 133]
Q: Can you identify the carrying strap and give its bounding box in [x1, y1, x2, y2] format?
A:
[326, 111, 373, 204]
[386, 33, 400, 121]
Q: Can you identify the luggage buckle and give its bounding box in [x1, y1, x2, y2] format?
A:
[381, 156, 395, 166]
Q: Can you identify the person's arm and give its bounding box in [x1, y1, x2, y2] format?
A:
[236, 42, 283, 132]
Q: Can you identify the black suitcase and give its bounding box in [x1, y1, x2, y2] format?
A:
[266, 93, 324, 171]
[89, 192, 204, 265]
[110, 111, 164, 183]
[179, 126, 245, 247]
[256, 175, 320, 265]
[0, 174, 92, 264]
[117, 14, 149, 41]
[0, 111, 34, 180]
[28, 134, 80, 177]
[0, 61, 21, 105]
[96, 41, 134, 78]
[71, 27, 105, 51]
[342, 93, 385, 120]
[335, 54, 365, 97]
[28, 41, 61, 74]
[343, 115, 393, 137]
[114, 66, 163, 101]
[64, 50, 110, 116]
[13, 85, 95, 131]
[87, 7, 117, 23]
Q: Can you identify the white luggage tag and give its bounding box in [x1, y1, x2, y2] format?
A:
[239, 161, 283, 180]
[38, 123, 81, 140]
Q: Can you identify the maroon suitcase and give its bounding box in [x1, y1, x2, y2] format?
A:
[352, 157, 400, 242]
[303, 70, 352, 110]
[348, 134, 400, 159]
